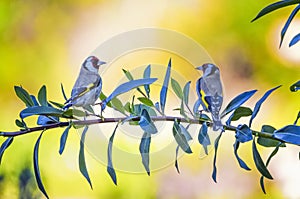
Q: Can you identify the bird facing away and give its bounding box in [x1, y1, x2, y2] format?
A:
[196, 63, 223, 131]
[63, 56, 106, 110]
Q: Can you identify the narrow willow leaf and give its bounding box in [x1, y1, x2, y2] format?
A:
[111, 97, 126, 115]
[99, 92, 112, 108]
[15, 119, 25, 128]
[139, 132, 151, 175]
[137, 97, 154, 107]
[107, 124, 119, 185]
[160, 59, 171, 114]
[252, 138, 273, 180]
[102, 78, 157, 110]
[172, 120, 192, 154]
[0, 137, 14, 164]
[37, 115, 58, 125]
[221, 90, 257, 117]
[290, 80, 300, 92]
[212, 132, 223, 183]
[260, 143, 281, 194]
[79, 126, 93, 189]
[143, 65, 151, 98]
[171, 78, 183, 100]
[179, 124, 192, 141]
[183, 81, 191, 106]
[251, 0, 300, 22]
[124, 102, 132, 113]
[294, 111, 300, 125]
[280, 4, 300, 47]
[249, 85, 281, 127]
[198, 122, 210, 155]
[235, 124, 253, 143]
[33, 131, 49, 199]
[229, 107, 253, 121]
[59, 124, 71, 155]
[122, 69, 147, 97]
[14, 86, 34, 107]
[49, 101, 64, 109]
[38, 85, 47, 106]
[273, 125, 300, 145]
[122, 69, 134, 80]
[289, 33, 300, 47]
[175, 145, 180, 174]
[139, 109, 158, 134]
[233, 140, 251, 171]
[60, 83, 68, 101]
[20, 106, 65, 119]
[31, 95, 39, 106]
[258, 125, 285, 147]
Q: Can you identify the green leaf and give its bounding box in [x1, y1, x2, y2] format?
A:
[49, 101, 64, 109]
[122, 69, 134, 80]
[122, 69, 147, 97]
[212, 132, 223, 183]
[260, 143, 281, 194]
[79, 126, 93, 189]
[160, 59, 172, 114]
[175, 145, 180, 174]
[143, 65, 151, 98]
[124, 102, 132, 113]
[14, 86, 34, 107]
[290, 80, 300, 92]
[59, 124, 71, 155]
[252, 0, 300, 22]
[258, 125, 286, 147]
[233, 140, 251, 171]
[198, 122, 210, 155]
[171, 78, 183, 100]
[139, 109, 158, 134]
[172, 120, 192, 154]
[139, 132, 151, 175]
[33, 131, 49, 199]
[111, 97, 126, 115]
[230, 107, 253, 121]
[38, 85, 47, 106]
[99, 92, 112, 108]
[20, 106, 65, 119]
[183, 81, 191, 106]
[0, 137, 14, 164]
[107, 123, 119, 185]
[137, 97, 154, 107]
[294, 111, 300, 125]
[249, 86, 281, 127]
[289, 33, 300, 47]
[61, 83, 68, 101]
[279, 4, 300, 47]
[252, 138, 273, 180]
[221, 90, 257, 117]
[63, 109, 86, 118]
[15, 119, 25, 128]
[273, 125, 300, 145]
[102, 78, 157, 110]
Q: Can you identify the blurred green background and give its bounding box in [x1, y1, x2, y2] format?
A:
[0, 0, 299, 198]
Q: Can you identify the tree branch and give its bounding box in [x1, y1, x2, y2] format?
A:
[0, 116, 284, 143]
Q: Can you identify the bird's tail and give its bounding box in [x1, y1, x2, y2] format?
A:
[212, 117, 223, 131]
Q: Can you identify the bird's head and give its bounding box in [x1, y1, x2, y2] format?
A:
[196, 63, 220, 76]
[83, 56, 106, 73]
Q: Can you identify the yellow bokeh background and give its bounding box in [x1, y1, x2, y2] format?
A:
[0, 0, 299, 198]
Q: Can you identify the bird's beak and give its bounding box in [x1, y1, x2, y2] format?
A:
[196, 66, 203, 70]
[98, 60, 106, 66]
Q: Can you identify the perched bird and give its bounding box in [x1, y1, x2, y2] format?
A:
[196, 63, 223, 131]
[63, 56, 106, 110]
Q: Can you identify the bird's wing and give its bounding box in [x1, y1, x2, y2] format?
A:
[65, 78, 101, 104]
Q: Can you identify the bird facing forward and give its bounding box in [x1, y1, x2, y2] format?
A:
[63, 56, 106, 110]
[196, 63, 223, 131]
